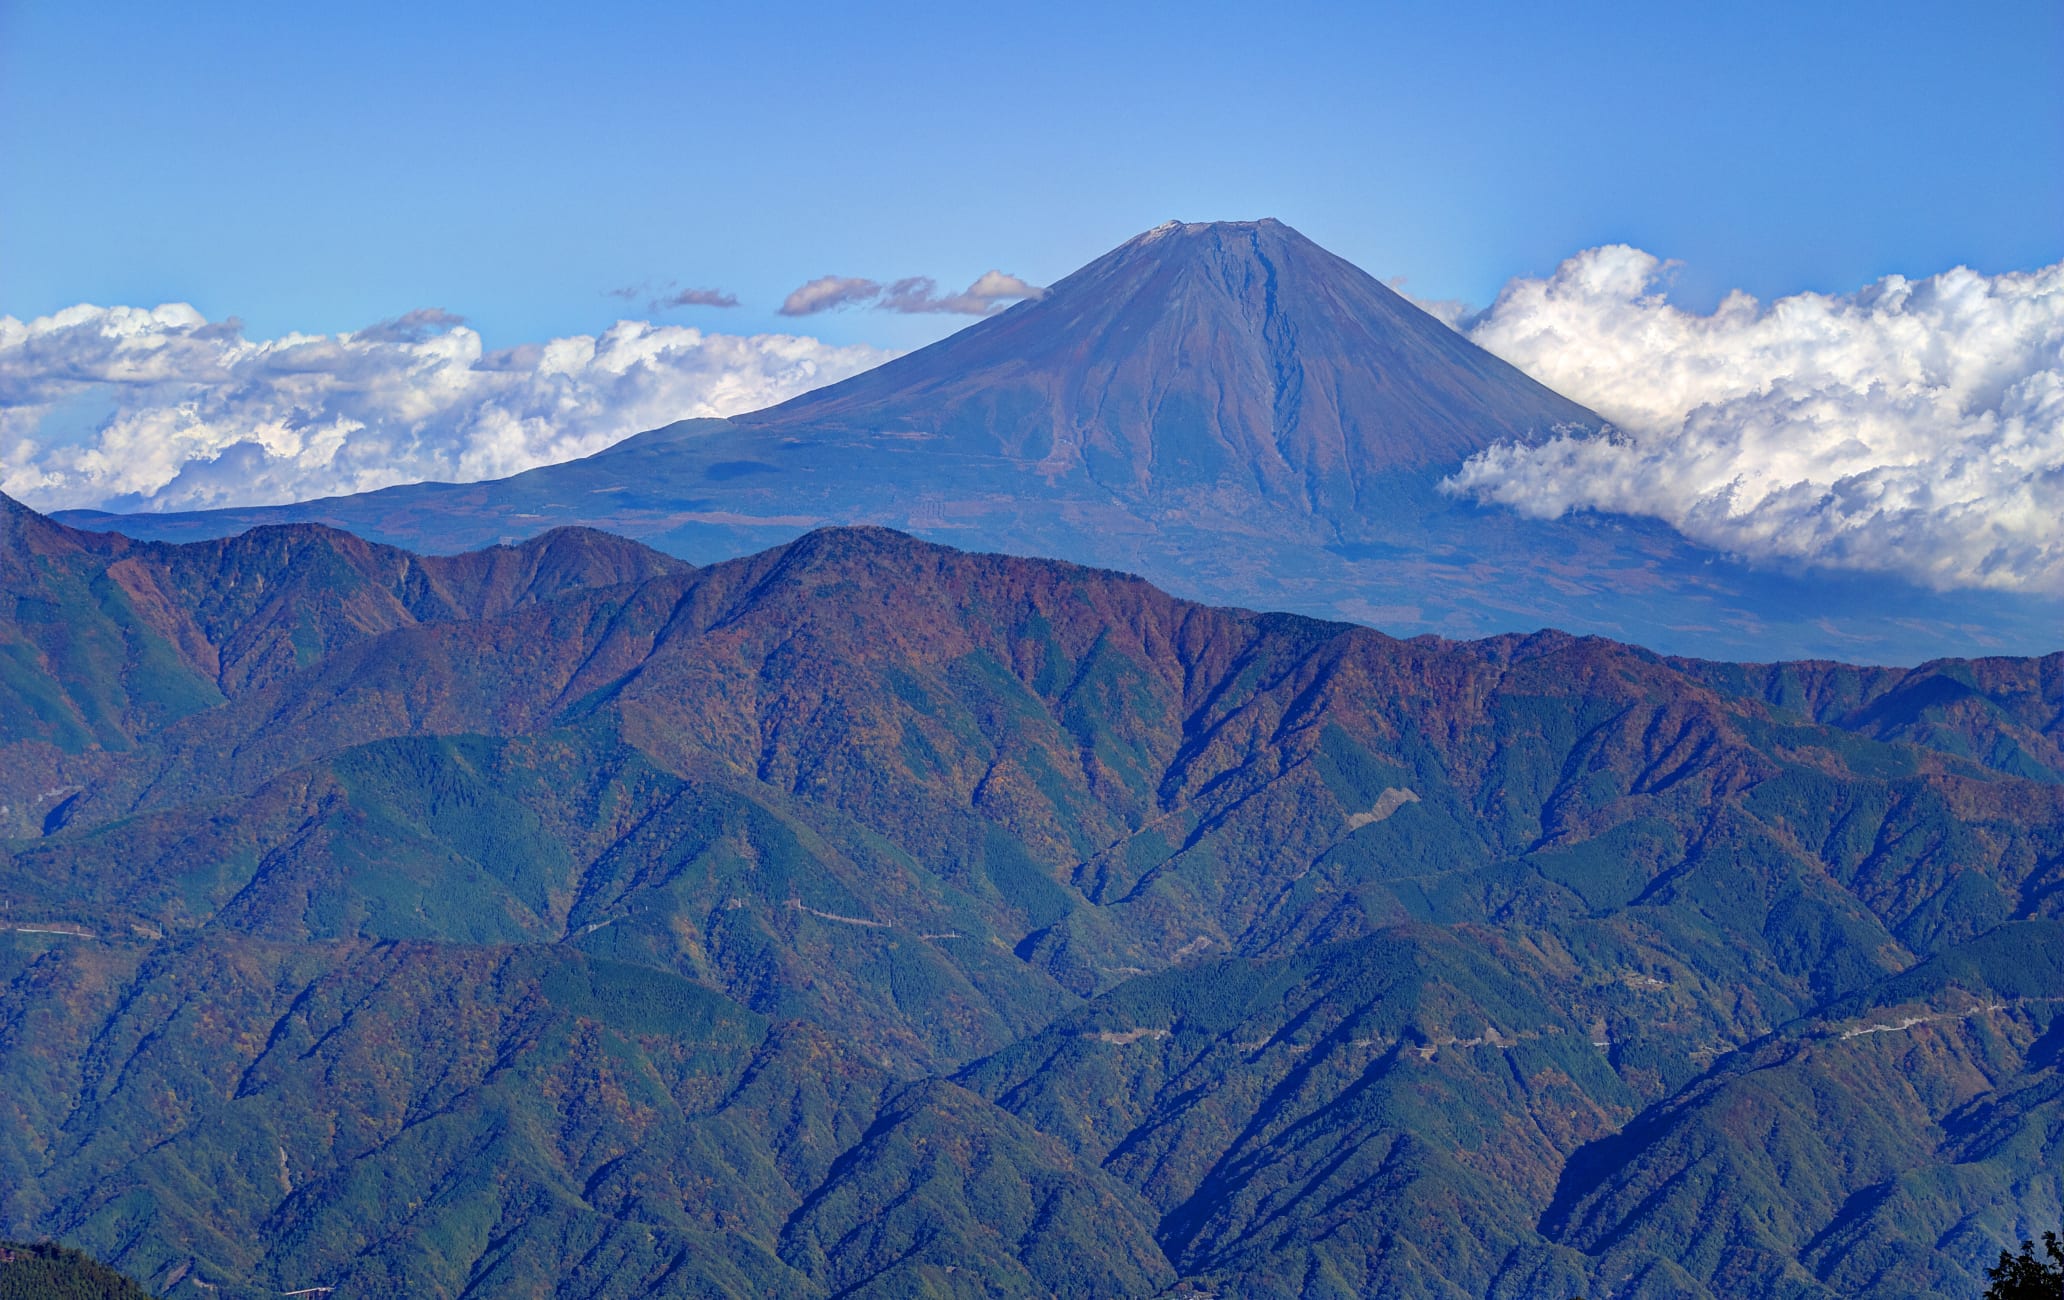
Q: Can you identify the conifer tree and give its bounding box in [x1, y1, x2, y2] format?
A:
[1985, 1231, 2064, 1300]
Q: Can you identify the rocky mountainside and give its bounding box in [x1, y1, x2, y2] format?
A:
[3, 494, 2061, 1297]
[53, 223, 2062, 663]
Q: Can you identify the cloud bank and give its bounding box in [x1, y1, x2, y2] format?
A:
[1446, 247, 2064, 592]
[0, 305, 890, 514]
[780, 270, 1044, 317]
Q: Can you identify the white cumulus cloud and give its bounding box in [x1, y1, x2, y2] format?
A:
[1445, 246, 2064, 592]
[0, 305, 892, 514]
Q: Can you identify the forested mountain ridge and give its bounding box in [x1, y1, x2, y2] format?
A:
[3, 493, 2060, 1297]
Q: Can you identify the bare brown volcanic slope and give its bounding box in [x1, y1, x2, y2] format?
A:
[53, 220, 2064, 661]
[5, 495, 2064, 1297]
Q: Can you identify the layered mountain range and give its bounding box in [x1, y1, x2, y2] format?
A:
[4, 490, 2062, 1298]
[55, 220, 2064, 663]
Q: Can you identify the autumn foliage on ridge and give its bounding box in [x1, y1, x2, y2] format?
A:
[2, 493, 2062, 1297]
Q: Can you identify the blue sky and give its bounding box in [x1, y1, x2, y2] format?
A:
[4, 0, 2059, 351]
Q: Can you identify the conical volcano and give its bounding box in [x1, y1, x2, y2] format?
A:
[53, 221, 2064, 662]
[740, 219, 1596, 511]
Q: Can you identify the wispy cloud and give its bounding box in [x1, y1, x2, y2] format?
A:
[780, 269, 1044, 317]
[655, 286, 740, 309]
[607, 280, 740, 312]
[1445, 246, 2064, 593]
[352, 307, 469, 343]
[779, 275, 884, 317]
[881, 270, 1046, 315]
[0, 304, 891, 514]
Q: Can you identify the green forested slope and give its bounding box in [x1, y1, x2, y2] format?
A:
[0, 1241, 155, 1299]
[2, 493, 2059, 1296]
